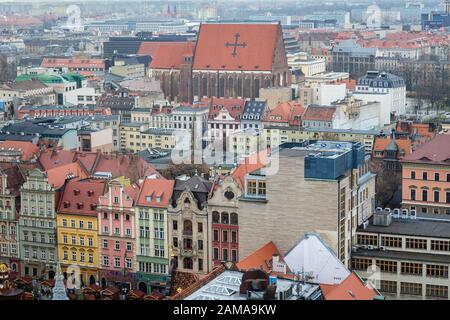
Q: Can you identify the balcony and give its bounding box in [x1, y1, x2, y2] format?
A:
[182, 230, 192, 236]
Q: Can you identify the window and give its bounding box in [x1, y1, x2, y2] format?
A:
[198, 240, 203, 251]
[351, 258, 372, 271]
[198, 259, 203, 271]
[401, 262, 422, 276]
[126, 242, 132, 251]
[376, 260, 397, 273]
[434, 190, 440, 203]
[71, 236, 76, 245]
[79, 237, 84, 246]
[88, 238, 93, 247]
[435, 173, 440, 181]
[71, 220, 75, 228]
[431, 240, 450, 251]
[63, 235, 68, 244]
[198, 223, 203, 233]
[410, 189, 416, 201]
[426, 264, 448, 278]
[63, 250, 68, 260]
[247, 180, 257, 195]
[183, 258, 193, 270]
[103, 240, 108, 248]
[213, 248, 219, 260]
[62, 219, 67, 227]
[400, 282, 422, 296]
[172, 221, 178, 230]
[426, 285, 448, 299]
[231, 231, 237, 243]
[410, 171, 416, 179]
[115, 257, 121, 267]
[258, 181, 266, 196]
[103, 256, 109, 266]
[103, 212, 108, 219]
[80, 251, 85, 262]
[115, 241, 120, 250]
[357, 234, 378, 246]
[381, 236, 402, 248]
[87, 222, 93, 230]
[223, 249, 229, 261]
[446, 191, 450, 204]
[222, 230, 228, 242]
[422, 189, 428, 202]
[232, 250, 237, 262]
[72, 251, 77, 261]
[406, 238, 427, 250]
[79, 221, 84, 229]
[230, 213, 238, 225]
[213, 229, 219, 241]
[423, 172, 428, 180]
[126, 258, 132, 269]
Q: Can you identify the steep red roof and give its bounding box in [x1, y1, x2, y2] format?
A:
[150, 42, 195, 70]
[193, 23, 280, 71]
[237, 241, 286, 272]
[124, 183, 141, 202]
[373, 137, 412, 160]
[38, 148, 76, 171]
[41, 58, 105, 70]
[0, 141, 39, 161]
[204, 97, 245, 120]
[138, 41, 182, 58]
[263, 101, 305, 126]
[231, 149, 270, 190]
[58, 179, 106, 216]
[302, 105, 336, 122]
[46, 162, 88, 189]
[402, 134, 450, 166]
[320, 273, 380, 300]
[136, 178, 174, 208]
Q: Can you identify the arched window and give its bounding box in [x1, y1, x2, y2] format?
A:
[183, 258, 193, 270]
[254, 78, 260, 98]
[230, 213, 238, 225]
[212, 211, 220, 223]
[227, 77, 234, 97]
[202, 77, 208, 97]
[183, 220, 192, 235]
[193, 75, 199, 97]
[221, 212, 229, 224]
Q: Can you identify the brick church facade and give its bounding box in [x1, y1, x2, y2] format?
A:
[147, 22, 291, 103]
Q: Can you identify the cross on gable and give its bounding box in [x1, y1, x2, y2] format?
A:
[225, 33, 247, 57]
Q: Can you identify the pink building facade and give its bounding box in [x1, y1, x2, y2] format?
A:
[97, 180, 137, 291]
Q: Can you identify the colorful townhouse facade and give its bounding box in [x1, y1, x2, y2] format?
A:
[401, 135, 450, 215]
[97, 179, 138, 291]
[135, 178, 174, 294]
[0, 168, 21, 279]
[57, 178, 106, 287]
[18, 168, 57, 279]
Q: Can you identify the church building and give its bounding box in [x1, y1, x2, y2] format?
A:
[148, 22, 290, 103]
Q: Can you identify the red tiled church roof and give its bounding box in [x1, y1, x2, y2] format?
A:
[150, 42, 195, 70]
[193, 23, 280, 71]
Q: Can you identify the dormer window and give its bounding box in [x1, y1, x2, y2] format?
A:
[77, 203, 84, 210]
[90, 204, 97, 210]
[73, 189, 80, 196]
[87, 190, 94, 197]
[145, 195, 152, 202]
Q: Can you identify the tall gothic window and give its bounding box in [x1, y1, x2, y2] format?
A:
[219, 77, 225, 98]
[254, 78, 260, 98]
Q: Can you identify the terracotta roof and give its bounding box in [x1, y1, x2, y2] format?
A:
[263, 101, 305, 126]
[402, 134, 450, 165]
[38, 148, 76, 171]
[150, 42, 195, 70]
[193, 23, 280, 71]
[58, 178, 106, 216]
[302, 105, 336, 122]
[136, 178, 174, 208]
[3, 79, 48, 91]
[205, 97, 245, 120]
[231, 149, 270, 190]
[137, 41, 188, 58]
[320, 273, 379, 300]
[372, 137, 412, 160]
[124, 183, 141, 202]
[41, 58, 105, 69]
[0, 140, 40, 161]
[236, 241, 285, 272]
[46, 162, 88, 189]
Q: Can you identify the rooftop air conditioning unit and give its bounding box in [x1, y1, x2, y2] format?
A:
[401, 209, 409, 219]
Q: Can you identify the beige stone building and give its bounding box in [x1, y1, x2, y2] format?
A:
[352, 209, 450, 300]
[234, 141, 376, 267]
[168, 176, 212, 275]
[119, 123, 176, 153]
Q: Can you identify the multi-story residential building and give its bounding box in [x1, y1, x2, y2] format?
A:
[207, 175, 242, 267]
[352, 209, 450, 300]
[262, 101, 305, 127]
[206, 99, 245, 150]
[241, 100, 267, 132]
[97, 92, 136, 123]
[97, 180, 138, 291]
[119, 122, 176, 153]
[0, 79, 56, 105]
[168, 176, 212, 275]
[135, 178, 174, 294]
[19, 168, 57, 279]
[401, 135, 450, 215]
[57, 178, 106, 287]
[354, 70, 406, 125]
[234, 141, 376, 266]
[86, 115, 121, 152]
[0, 165, 24, 279]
